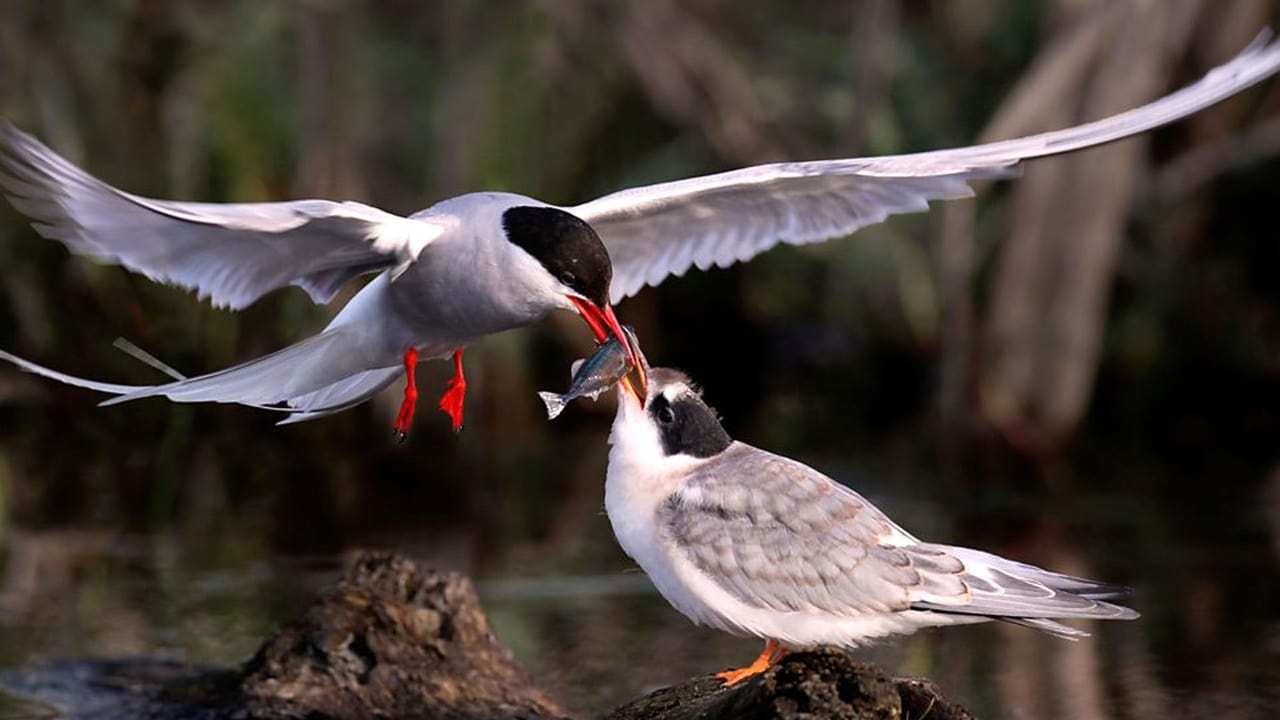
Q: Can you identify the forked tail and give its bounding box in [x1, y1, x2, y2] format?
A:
[0, 328, 397, 423]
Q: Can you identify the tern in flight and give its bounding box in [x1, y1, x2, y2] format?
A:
[605, 367, 1136, 685]
[1, 32, 1278, 435]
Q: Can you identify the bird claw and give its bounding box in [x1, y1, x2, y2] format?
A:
[390, 347, 420, 443]
[392, 391, 417, 442]
[715, 666, 765, 687]
[437, 349, 466, 432]
[715, 640, 784, 687]
[438, 376, 466, 432]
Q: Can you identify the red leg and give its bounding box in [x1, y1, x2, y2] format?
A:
[392, 347, 419, 442]
[437, 349, 467, 432]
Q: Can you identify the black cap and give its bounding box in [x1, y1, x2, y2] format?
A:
[502, 206, 613, 307]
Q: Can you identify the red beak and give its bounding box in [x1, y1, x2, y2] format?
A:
[568, 296, 647, 401]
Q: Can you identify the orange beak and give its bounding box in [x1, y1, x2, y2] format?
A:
[568, 296, 647, 401]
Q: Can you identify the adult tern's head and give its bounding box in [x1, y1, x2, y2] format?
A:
[501, 205, 645, 398]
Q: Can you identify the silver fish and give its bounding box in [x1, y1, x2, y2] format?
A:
[538, 326, 645, 419]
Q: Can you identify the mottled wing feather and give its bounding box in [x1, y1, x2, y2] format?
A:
[0, 121, 444, 309]
[575, 32, 1280, 303]
[660, 444, 1139, 625]
[659, 445, 970, 617]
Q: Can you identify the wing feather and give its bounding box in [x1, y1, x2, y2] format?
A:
[659, 447, 956, 617]
[575, 32, 1280, 303]
[0, 121, 445, 309]
[659, 444, 1137, 626]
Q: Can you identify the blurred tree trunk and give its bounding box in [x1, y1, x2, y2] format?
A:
[938, 1, 1115, 458]
[975, 0, 1200, 453]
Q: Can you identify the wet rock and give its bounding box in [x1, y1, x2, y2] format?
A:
[602, 649, 973, 720]
[1, 552, 566, 720]
[231, 551, 566, 720]
[0, 552, 974, 720]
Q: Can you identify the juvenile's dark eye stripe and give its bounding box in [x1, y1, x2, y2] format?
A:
[649, 391, 731, 458]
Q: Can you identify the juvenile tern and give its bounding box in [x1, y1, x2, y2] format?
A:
[605, 368, 1137, 685]
[2, 32, 1279, 434]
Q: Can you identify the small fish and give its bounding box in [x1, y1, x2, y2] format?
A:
[538, 327, 645, 419]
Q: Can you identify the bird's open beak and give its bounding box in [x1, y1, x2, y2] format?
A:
[567, 296, 647, 402]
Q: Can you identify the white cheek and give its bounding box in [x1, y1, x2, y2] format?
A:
[550, 292, 578, 313]
[608, 400, 704, 486]
[502, 241, 573, 313]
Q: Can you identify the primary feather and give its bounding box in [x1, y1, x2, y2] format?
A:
[0, 121, 445, 309]
[575, 31, 1280, 302]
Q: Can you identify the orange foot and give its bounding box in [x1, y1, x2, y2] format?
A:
[437, 349, 466, 432]
[392, 347, 420, 443]
[716, 639, 786, 687]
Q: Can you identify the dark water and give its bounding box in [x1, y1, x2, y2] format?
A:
[0, 446, 1276, 720]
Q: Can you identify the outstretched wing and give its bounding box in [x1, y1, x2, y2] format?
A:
[0, 122, 445, 309]
[574, 31, 1280, 303]
[661, 444, 1136, 627]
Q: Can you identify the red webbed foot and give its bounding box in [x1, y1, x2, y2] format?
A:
[437, 349, 466, 432]
[392, 348, 420, 443]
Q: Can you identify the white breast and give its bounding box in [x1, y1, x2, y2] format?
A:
[604, 400, 682, 576]
[604, 396, 710, 623]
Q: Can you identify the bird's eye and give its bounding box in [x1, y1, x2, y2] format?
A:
[558, 270, 577, 287]
[656, 405, 675, 425]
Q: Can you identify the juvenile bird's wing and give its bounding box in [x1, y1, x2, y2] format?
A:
[660, 444, 1135, 627]
[659, 445, 968, 617]
[573, 32, 1280, 303]
[0, 122, 446, 309]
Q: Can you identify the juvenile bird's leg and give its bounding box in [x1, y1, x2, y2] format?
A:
[715, 639, 788, 686]
[437, 349, 467, 432]
[392, 347, 420, 442]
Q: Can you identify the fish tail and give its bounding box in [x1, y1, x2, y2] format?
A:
[538, 391, 568, 420]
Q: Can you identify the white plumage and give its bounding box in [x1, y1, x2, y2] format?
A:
[606, 370, 1136, 659]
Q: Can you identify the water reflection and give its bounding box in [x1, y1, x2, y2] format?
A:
[0, 454, 1276, 719]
